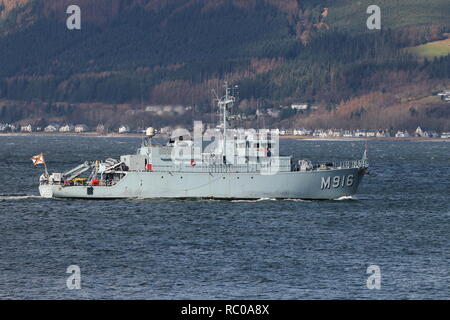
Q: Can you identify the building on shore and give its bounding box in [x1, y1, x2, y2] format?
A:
[415, 126, 439, 138]
[20, 124, 33, 133]
[44, 124, 60, 132]
[74, 124, 89, 133]
[293, 128, 312, 136]
[342, 130, 353, 138]
[59, 124, 74, 133]
[118, 125, 131, 134]
[395, 130, 411, 138]
[96, 124, 107, 134]
[376, 130, 391, 138]
[291, 104, 308, 111]
[437, 90, 450, 102]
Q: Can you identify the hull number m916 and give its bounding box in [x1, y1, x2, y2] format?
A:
[321, 175, 354, 189]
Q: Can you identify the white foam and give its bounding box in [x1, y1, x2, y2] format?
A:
[257, 198, 277, 201]
[231, 198, 277, 203]
[283, 198, 312, 202]
[0, 195, 41, 200]
[333, 196, 355, 201]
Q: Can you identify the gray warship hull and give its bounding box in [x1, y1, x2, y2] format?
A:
[37, 84, 368, 200]
[39, 167, 365, 200]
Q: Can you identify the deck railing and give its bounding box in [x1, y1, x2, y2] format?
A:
[41, 159, 369, 186]
[332, 159, 368, 169]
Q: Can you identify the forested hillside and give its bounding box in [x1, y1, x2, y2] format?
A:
[0, 0, 449, 130]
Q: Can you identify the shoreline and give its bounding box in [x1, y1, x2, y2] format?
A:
[0, 132, 448, 142]
[278, 135, 449, 142]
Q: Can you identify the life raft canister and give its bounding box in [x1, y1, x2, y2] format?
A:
[146, 163, 153, 171]
[91, 179, 99, 186]
[190, 159, 196, 167]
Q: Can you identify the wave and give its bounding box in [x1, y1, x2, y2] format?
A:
[333, 196, 356, 201]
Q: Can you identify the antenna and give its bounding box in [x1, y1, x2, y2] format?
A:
[139, 79, 144, 109]
[211, 89, 217, 128]
[256, 99, 259, 131]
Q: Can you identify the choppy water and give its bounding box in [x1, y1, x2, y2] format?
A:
[0, 136, 448, 299]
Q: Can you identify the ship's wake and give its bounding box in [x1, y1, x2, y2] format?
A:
[0, 194, 42, 200]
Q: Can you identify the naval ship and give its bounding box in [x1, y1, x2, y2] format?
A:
[38, 84, 368, 200]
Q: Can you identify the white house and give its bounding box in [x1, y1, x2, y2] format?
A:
[440, 132, 450, 139]
[395, 130, 411, 138]
[354, 130, 367, 137]
[96, 124, 106, 133]
[312, 129, 324, 137]
[74, 124, 89, 133]
[59, 124, 74, 132]
[118, 125, 131, 134]
[366, 130, 377, 137]
[44, 124, 60, 132]
[415, 126, 438, 138]
[437, 90, 450, 102]
[20, 124, 33, 133]
[343, 130, 354, 138]
[293, 128, 312, 136]
[291, 104, 308, 111]
[330, 129, 343, 137]
[0, 123, 17, 132]
[376, 130, 390, 138]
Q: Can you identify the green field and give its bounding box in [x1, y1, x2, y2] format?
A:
[408, 38, 450, 58]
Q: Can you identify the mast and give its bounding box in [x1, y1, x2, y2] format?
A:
[218, 82, 235, 164]
[223, 82, 228, 164]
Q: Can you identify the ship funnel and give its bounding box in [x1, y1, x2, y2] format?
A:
[146, 127, 155, 137]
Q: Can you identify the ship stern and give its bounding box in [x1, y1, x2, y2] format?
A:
[39, 184, 54, 198]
